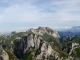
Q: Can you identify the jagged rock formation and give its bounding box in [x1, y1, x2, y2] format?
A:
[27, 27, 60, 38]
[0, 46, 9, 60]
[69, 43, 80, 55]
[14, 33, 73, 60]
[60, 35, 73, 42]
[58, 26, 80, 38]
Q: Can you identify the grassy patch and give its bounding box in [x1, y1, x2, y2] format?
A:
[5, 50, 18, 60]
[41, 33, 59, 43]
[20, 52, 33, 60]
[72, 36, 80, 43]
[52, 46, 68, 58]
[74, 48, 80, 58]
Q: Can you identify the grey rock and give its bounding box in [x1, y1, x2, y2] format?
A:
[27, 27, 60, 38]
[0, 46, 9, 60]
[14, 33, 73, 60]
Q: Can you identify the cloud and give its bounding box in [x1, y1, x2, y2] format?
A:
[0, 0, 80, 32]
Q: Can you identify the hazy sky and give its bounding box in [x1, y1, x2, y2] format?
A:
[0, 0, 80, 32]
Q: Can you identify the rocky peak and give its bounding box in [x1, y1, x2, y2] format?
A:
[27, 26, 60, 38]
[13, 33, 74, 60]
[14, 33, 62, 60]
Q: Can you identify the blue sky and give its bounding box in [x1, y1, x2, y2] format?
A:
[0, 0, 80, 32]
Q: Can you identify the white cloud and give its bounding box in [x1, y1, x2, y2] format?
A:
[0, 0, 80, 32]
[0, 4, 40, 23]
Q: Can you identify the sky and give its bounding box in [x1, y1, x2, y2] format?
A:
[0, 0, 80, 32]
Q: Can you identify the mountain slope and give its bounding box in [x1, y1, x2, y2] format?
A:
[14, 33, 72, 60]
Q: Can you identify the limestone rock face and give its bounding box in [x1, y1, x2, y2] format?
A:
[0, 46, 9, 60]
[14, 33, 74, 60]
[27, 27, 60, 38]
[69, 43, 80, 55]
[14, 34, 61, 60]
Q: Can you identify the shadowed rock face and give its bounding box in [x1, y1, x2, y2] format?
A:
[14, 34, 61, 60]
[0, 57, 4, 60]
[0, 46, 9, 60]
[13, 33, 75, 60]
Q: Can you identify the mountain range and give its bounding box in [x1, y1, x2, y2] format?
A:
[58, 26, 80, 38]
[0, 26, 80, 60]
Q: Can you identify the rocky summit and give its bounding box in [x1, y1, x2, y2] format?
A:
[14, 34, 59, 60]
[14, 33, 72, 60]
[27, 26, 60, 38]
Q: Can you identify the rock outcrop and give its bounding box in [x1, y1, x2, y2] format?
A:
[0, 46, 9, 60]
[14, 33, 73, 60]
[69, 43, 80, 55]
[27, 27, 60, 38]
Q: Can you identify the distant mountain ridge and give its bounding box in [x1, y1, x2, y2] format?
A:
[58, 26, 80, 38]
[69, 26, 80, 32]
